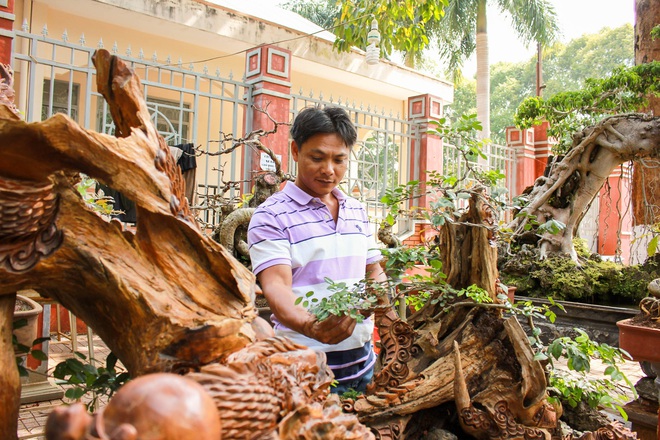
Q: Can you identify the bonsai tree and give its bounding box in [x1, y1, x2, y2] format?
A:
[506, 61, 660, 262]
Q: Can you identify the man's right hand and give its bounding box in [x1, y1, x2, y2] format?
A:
[302, 313, 357, 345]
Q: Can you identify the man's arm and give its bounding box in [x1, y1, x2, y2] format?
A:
[366, 261, 387, 283]
[257, 264, 357, 345]
[366, 261, 389, 307]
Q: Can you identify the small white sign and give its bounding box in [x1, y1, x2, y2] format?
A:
[260, 152, 281, 171]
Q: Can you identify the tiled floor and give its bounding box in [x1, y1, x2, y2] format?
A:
[18, 333, 114, 439]
[15, 333, 652, 439]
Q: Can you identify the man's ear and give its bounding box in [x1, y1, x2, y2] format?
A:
[291, 141, 299, 162]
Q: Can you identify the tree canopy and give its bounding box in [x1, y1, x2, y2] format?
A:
[450, 24, 634, 144]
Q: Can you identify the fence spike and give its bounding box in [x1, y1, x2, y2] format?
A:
[126, 45, 132, 57]
[166, 55, 171, 65]
[178, 57, 183, 68]
[41, 24, 48, 37]
[189, 62, 195, 71]
[319, 91, 324, 100]
[79, 33, 86, 46]
[337, 96, 342, 105]
[62, 29, 68, 42]
[138, 48, 145, 60]
[98, 38, 104, 49]
[22, 19, 29, 32]
[299, 87, 303, 95]
[111, 41, 118, 54]
[215, 68, 221, 77]
[152, 51, 158, 62]
[229, 70, 234, 80]
[329, 94, 334, 103]
[309, 90, 314, 98]
[203, 65, 208, 75]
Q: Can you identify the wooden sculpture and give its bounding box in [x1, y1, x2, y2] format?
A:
[0, 51, 640, 440]
[45, 373, 222, 440]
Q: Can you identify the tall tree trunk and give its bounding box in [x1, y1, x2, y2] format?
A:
[632, 0, 660, 225]
[0, 294, 19, 440]
[475, 0, 490, 139]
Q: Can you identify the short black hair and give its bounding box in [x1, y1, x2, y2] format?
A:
[290, 106, 357, 149]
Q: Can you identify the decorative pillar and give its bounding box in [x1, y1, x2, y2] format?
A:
[0, 0, 15, 64]
[598, 164, 633, 263]
[407, 94, 444, 210]
[506, 126, 535, 195]
[243, 45, 292, 184]
[505, 121, 554, 195]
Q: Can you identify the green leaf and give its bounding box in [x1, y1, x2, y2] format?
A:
[30, 350, 48, 361]
[647, 235, 659, 256]
[106, 353, 118, 371]
[32, 336, 51, 345]
[66, 358, 85, 373]
[533, 352, 548, 361]
[65, 387, 86, 400]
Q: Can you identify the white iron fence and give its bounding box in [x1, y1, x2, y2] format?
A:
[11, 25, 516, 237]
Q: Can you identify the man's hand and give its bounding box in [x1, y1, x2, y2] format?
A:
[301, 314, 357, 345]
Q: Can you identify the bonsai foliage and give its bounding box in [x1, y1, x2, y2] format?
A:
[515, 61, 660, 154]
[545, 329, 635, 419]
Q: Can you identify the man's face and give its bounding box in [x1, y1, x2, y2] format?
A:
[292, 133, 349, 199]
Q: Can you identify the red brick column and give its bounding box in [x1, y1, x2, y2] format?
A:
[506, 126, 535, 194]
[0, 0, 15, 64]
[506, 121, 554, 194]
[243, 45, 292, 182]
[407, 94, 444, 210]
[597, 164, 632, 263]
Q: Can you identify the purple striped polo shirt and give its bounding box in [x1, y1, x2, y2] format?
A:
[247, 182, 382, 352]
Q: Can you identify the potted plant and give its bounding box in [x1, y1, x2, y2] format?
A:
[13, 293, 43, 359]
[13, 292, 64, 403]
[616, 278, 660, 439]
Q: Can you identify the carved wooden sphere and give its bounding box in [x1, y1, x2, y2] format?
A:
[100, 373, 221, 440]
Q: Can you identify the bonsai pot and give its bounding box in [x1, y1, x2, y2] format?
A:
[616, 318, 660, 439]
[617, 318, 660, 363]
[14, 292, 64, 403]
[13, 294, 43, 351]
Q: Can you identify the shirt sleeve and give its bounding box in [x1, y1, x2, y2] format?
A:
[247, 207, 292, 276]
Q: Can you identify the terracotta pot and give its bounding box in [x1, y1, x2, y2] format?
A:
[506, 286, 517, 303]
[616, 318, 660, 363]
[13, 294, 44, 350]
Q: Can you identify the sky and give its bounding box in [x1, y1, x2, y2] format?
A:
[462, 0, 635, 76]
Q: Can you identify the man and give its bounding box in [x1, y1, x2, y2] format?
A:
[247, 106, 386, 394]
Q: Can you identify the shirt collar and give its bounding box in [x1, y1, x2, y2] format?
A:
[283, 181, 347, 205]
